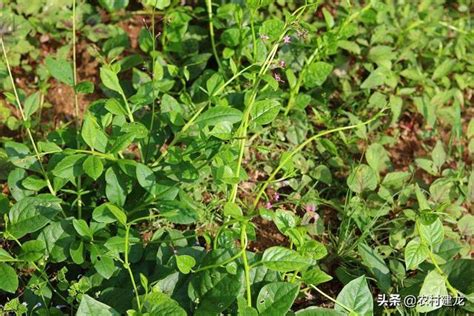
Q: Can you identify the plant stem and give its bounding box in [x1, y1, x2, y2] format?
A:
[206, 0, 223, 72]
[309, 284, 356, 314]
[240, 223, 252, 307]
[72, 0, 83, 219]
[124, 224, 142, 310]
[0, 37, 56, 196]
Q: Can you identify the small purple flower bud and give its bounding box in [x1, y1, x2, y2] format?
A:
[278, 60, 286, 68]
[265, 202, 273, 209]
[273, 72, 284, 83]
[305, 204, 316, 212]
[273, 192, 280, 201]
[283, 35, 291, 43]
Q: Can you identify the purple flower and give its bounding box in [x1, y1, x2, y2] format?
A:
[273, 72, 284, 83]
[265, 202, 273, 209]
[305, 204, 316, 212]
[283, 35, 291, 44]
[273, 192, 280, 201]
[278, 60, 286, 68]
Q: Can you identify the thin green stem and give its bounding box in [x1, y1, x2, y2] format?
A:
[309, 284, 356, 314]
[1, 37, 56, 196]
[206, 0, 223, 72]
[240, 223, 252, 307]
[124, 224, 142, 310]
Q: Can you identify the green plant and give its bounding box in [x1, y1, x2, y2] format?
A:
[0, 0, 472, 315]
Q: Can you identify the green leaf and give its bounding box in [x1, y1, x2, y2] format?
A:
[77, 294, 119, 316]
[100, 67, 124, 94]
[38, 219, 75, 262]
[358, 244, 391, 293]
[366, 143, 390, 173]
[195, 106, 243, 127]
[70, 240, 85, 264]
[22, 176, 47, 191]
[0, 263, 18, 293]
[0, 249, 15, 262]
[52, 154, 86, 179]
[361, 67, 386, 89]
[261, 246, 310, 272]
[136, 163, 156, 195]
[7, 194, 62, 239]
[93, 203, 127, 226]
[98, 0, 129, 12]
[431, 141, 446, 171]
[256, 282, 299, 316]
[432, 59, 456, 80]
[251, 99, 280, 125]
[260, 19, 284, 41]
[83, 156, 104, 180]
[45, 57, 74, 86]
[301, 267, 333, 286]
[73, 219, 93, 241]
[223, 202, 243, 219]
[82, 114, 108, 153]
[23, 92, 41, 119]
[404, 239, 429, 270]
[94, 255, 116, 279]
[105, 167, 128, 207]
[142, 0, 170, 9]
[304, 62, 333, 88]
[417, 270, 448, 313]
[19, 240, 46, 261]
[143, 292, 187, 316]
[418, 218, 444, 247]
[347, 164, 378, 193]
[335, 275, 373, 316]
[221, 28, 241, 47]
[75, 81, 94, 94]
[190, 268, 243, 315]
[176, 255, 196, 274]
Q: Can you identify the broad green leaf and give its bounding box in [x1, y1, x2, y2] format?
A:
[83, 156, 104, 180]
[304, 62, 333, 88]
[98, 0, 129, 12]
[358, 244, 391, 293]
[22, 176, 47, 191]
[93, 203, 127, 226]
[261, 246, 310, 272]
[195, 106, 243, 127]
[70, 240, 85, 264]
[335, 275, 373, 316]
[100, 67, 124, 94]
[52, 154, 86, 179]
[0, 249, 15, 262]
[94, 255, 116, 279]
[73, 219, 93, 241]
[347, 164, 378, 193]
[190, 268, 243, 315]
[404, 239, 429, 270]
[361, 67, 386, 89]
[75, 81, 94, 94]
[417, 270, 448, 313]
[260, 19, 284, 41]
[251, 99, 280, 125]
[38, 219, 75, 262]
[19, 240, 46, 261]
[45, 57, 74, 86]
[221, 28, 241, 47]
[223, 202, 243, 218]
[77, 294, 119, 316]
[366, 143, 390, 173]
[143, 292, 186, 316]
[0, 263, 18, 293]
[142, 0, 170, 9]
[7, 194, 62, 239]
[256, 282, 299, 316]
[458, 214, 474, 236]
[105, 167, 128, 207]
[431, 141, 446, 171]
[136, 163, 156, 194]
[23, 92, 41, 119]
[432, 59, 456, 80]
[176, 255, 196, 274]
[301, 267, 332, 286]
[82, 115, 108, 153]
[418, 218, 444, 247]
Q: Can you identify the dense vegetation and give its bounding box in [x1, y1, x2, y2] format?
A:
[0, 0, 472, 315]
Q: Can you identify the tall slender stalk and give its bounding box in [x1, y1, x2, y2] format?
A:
[206, 0, 223, 72]
[72, 0, 83, 219]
